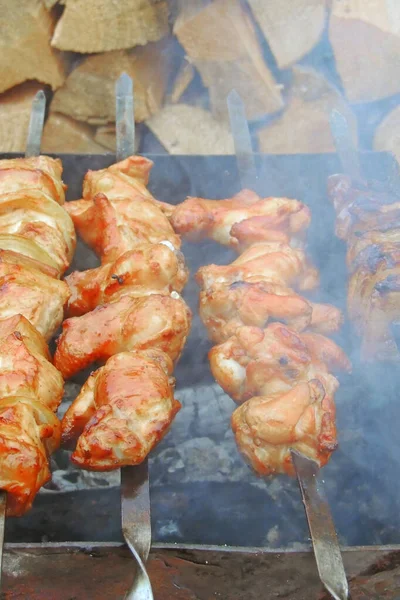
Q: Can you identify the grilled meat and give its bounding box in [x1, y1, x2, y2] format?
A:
[209, 323, 349, 404]
[66, 242, 188, 317]
[0, 156, 72, 515]
[0, 315, 64, 515]
[62, 350, 180, 470]
[196, 242, 319, 292]
[55, 292, 191, 379]
[231, 379, 337, 476]
[329, 173, 400, 360]
[171, 189, 311, 250]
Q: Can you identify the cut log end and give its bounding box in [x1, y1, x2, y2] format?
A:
[0, 82, 46, 152]
[51, 0, 170, 53]
[257, 66, 357, 155]
[146, 104, 234, 155]
[174, 0, 283, 121]
[42, 112, 108, 154]
[0, 0, 66, 94]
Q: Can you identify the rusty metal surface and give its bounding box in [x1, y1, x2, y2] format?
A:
[1, 545, 400, 599]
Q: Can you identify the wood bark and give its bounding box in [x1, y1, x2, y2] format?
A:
[51, 0, 169, 53]
[0, 82, 45, 152]
[247, 0, 326, 69]
[174, 0, 283, 121]
[146, 104, 234, 154]
[42, 113, 108, 154]
[51, 42, 169, 125]
[258, 67, 357, 154]
[329, 0, 400, 103]
[0, 0, 65, 94]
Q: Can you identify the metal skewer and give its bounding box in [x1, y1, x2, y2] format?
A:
[26, 90, 46, 159]
[228, 92, 349, 600]
[227, 90, 258, 189]
[0, 88, 46, 593]
[291, 451, 349, 600]
[116, 72, 153, 600]
[330, 109, 361, 182]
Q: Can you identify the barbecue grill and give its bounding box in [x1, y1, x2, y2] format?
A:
[2, 151, 400, 598]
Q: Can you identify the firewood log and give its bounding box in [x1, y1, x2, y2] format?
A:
[94, 125, 141, 153]
[51, 0, 169, 53]
[42, 113, 108, 154]
[329, 0, 400, 103]
[145, 104, 234, 154]
[247, 0, 326, 69]
[170, 61, 196, 104]
[0, 82, 46, 152]
[257, 67, 357, 154]
[43, 0, 58, 8]
[0, 0, 65, 94]
[173, 0, 283, 121]
[51, 43, 169, 125]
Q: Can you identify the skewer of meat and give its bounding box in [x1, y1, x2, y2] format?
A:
[54, 75, 191, 598]
[164, 92, 350, 599]
[0, 93, 75, 527]
[328, 173, 400, 361]
[329, 108, 400, 362]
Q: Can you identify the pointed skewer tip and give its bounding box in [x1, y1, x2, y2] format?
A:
[116, 72, 133, 95]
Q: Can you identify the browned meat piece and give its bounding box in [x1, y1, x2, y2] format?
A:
[66, 242, 188, 317]
[62, 350, 180, 470]
[0, 315, 64, 516]
[54, 293, 192, 379]
[196, 242, 319, 293]
[171, 189, 311, 250]
[209, 322, 350, 404]
[232, 380, 337, 476]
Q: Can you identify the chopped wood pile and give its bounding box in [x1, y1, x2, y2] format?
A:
[0, 0, 400, 157]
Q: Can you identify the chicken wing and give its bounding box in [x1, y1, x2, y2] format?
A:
[0, 262, 70, 340]
[62, 350, 180, 470]
[209, 323, 349, 403]
[83, 155, 173, 217]
[171, 190, 311, 249]
[54, 293, 192, 379]
[65, 242, 188, 317]
[328, 174, 398, 239]
[199, 280, 313, 344]
[196, 242, 319, 292]
[0, 315, 64, 516]
[231, 379, 337, 476]
[67, 193, 180, 264]
[308, 302, 344, 335]
[348, 252, 400, 360]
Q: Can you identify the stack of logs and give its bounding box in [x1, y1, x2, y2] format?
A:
[1, 0, 400, 159]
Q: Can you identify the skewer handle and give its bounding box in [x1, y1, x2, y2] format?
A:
[292, 451, 349, 600]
